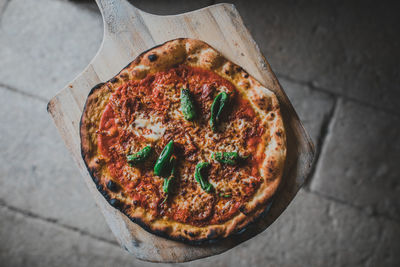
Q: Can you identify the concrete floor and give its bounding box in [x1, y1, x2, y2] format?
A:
[0, 0, 399, 266]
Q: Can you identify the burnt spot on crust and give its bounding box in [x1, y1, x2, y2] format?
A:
[119, 73, 129, 81]
[106, 180, 119, 192]
[206, 229, 218, 239]
[148, 54, 158, 62]
[235, 227, 247, 235]
[110, 198, 121, 208]
[239, 205, 249, 215]
[235, 66, 243, 72]
[96, 183, 103, 191]
[255, 96, 269, 110]
[152, 228, 167, 237]
[109, 77, 119, 83]
[188, 232, 197, 238]
[187, 55, 196, 62]
[265, 159, 278, 179]
[90, 82, 106, 94]
[268, 112, 275, 121]
[184, 229, 199, 238]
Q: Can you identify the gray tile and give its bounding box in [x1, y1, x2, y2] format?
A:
[0, 86, 114, 241]
[311, 99, 400, 220]
[0, 0, 9, 15]
[222, 0, 400, 114]
[366, 219, 400, 267]
[0, 206, 159, 267]
[220, 190, 399, 267]
[280, 78, 335, 145]
[0, 0, 102, 100]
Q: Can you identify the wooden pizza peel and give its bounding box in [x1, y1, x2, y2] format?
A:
[47, 0, 314, 262]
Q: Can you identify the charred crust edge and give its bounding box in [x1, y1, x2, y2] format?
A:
[148, 54, 158, 62]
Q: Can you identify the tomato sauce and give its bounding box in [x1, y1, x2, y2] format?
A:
[98, 65, 265, 226]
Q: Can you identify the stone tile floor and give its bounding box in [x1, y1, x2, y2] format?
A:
[0, 0, 399, 266]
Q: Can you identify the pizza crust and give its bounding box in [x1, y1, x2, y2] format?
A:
[80, 38, 286, 243]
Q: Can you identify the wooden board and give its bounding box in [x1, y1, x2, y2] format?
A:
[47, 0, 314, 263]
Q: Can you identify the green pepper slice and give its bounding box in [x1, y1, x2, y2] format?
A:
[194, 162, 213, 193]
[161, 157, 176, 204]
[180, 88, 196, 121]
[212, 151, 248, 165]
[210, 91, 229, 132]
[163, 157, 175, 194]
[126, 145, 152, 165]
[154, 140, 174, 177]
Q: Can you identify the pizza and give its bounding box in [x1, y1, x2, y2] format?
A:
[80, 38, 286, 243]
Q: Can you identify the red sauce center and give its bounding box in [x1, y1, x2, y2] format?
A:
[98, 65, 265, 226]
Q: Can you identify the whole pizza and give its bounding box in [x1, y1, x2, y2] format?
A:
[80, 38, 286, 243]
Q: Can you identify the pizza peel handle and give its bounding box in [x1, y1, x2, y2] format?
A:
[47, 0, 314, 262]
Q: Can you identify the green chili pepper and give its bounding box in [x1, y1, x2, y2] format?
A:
[161, 157, 175, 205]
[161, 195, 168, 205]
[195, 162, 213, 193]
[163, 177, 173, 194]
[180, 88, 196, 121]
[210, 92, 229, 132]
[163, 157, 175, 194]
[127, 145, 152, 165]
[219, 193, 231, 198]
[212, 151, 248, 165]
[154, 140, 174, 177]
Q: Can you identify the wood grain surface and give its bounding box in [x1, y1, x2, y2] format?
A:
[47, 0, 314, 262]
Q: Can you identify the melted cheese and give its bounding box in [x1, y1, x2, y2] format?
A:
[131, 114, 166, 141]
[96, 64, 270, 227]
